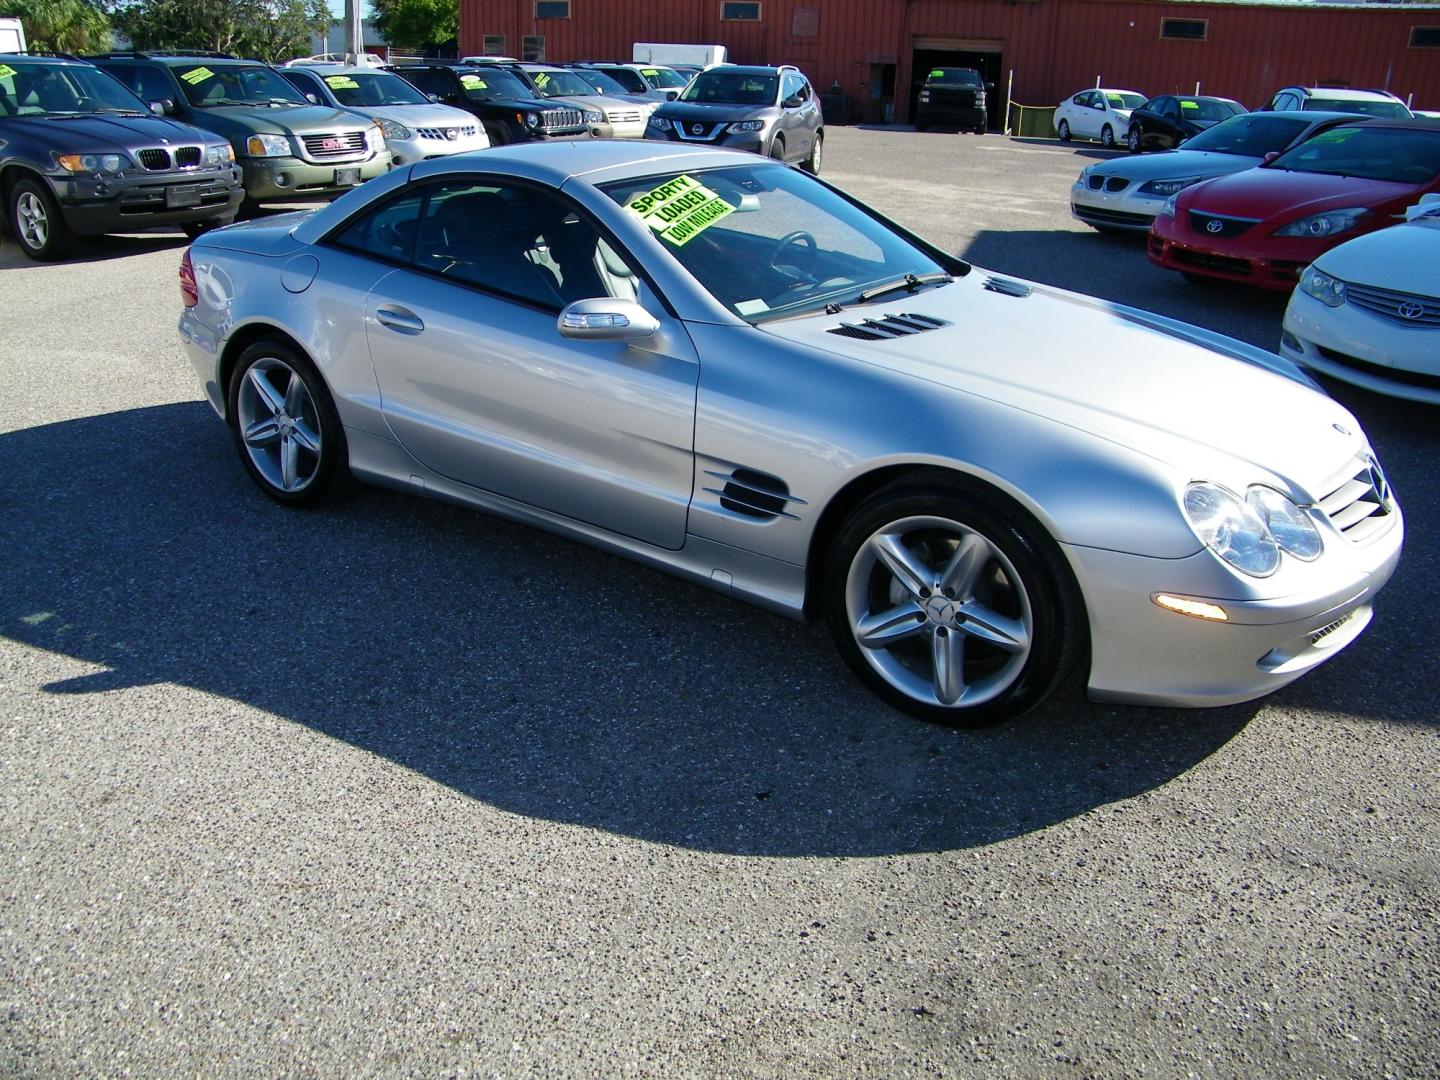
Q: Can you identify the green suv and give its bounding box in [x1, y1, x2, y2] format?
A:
[88, 52, 391, 211]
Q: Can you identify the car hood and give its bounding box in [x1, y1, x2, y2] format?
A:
[189, 104, 370, 136]
[759, 271, 1364, 498]
[542, 93, 615, 113]
[4, 112, 221, 151]
[1313, 217, 1440, 297]
[1180, 167, 1418, 221]
[654, 101, 773, 122]
[345, 102, 474, 127]
[1090, 149, 1260, 182]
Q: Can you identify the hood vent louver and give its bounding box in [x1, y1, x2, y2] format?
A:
[703, 467, 806, 521]
[982, 277, 1033, 298]
[826, 312, 947, 341]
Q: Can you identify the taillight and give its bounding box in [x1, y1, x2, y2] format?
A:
[179, 249, 198, 308]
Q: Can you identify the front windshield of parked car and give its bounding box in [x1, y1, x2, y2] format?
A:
[458, 68, 533, 100]
[320, 71, 427, 106]
[601, 163, 950, 323]
[639, 66, 687, 89]
[1108, 92, 1146, 110]
[1178, 98, 1245, 121]
[573, 69, 631, 96]
[527, 69, 596, 98]
[177, 64, 308, 107]
[1183, 113, 1309, 156]
[1268, 126, 1440, 183]
[680, 72, 777, 106]
[0, 61, 149, 115]
[928, 69, 981, 87]
[1306, 97, 1410, 119]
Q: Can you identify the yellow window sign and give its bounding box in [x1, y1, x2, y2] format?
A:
[534, 72, 551, 88]
[627, 174, 735, 247]
[641, 69, 659, 77]
[1181, 100, 1199, 110]
[179, 67, 215, 85]
[1310, 127, 1358, 144]
[0, 64, 16, 80]
[461, 74, 487, 89]
[325, 75, 360, 90]
[929, 69, 944, 79]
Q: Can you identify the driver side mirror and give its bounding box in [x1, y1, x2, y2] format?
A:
[1262, 151, 1280, 164]
[149, 99, 174, 115]
[304, 92, 320, 104]
[783, 94, 804, 108]
[664, 90, 679, 101]
[558, 298, 659, 341]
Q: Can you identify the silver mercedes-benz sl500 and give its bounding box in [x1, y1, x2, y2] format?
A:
[178, 141, 1402, 725]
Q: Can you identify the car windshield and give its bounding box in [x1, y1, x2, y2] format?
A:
[573, 69, 630, 96]
[1108, 92, 1146, 110]
[0, 61, 149, 116]
[1183, 113, 1310, 156]
[1267, 125, 1440, 183]
[680, 72, 777, 106]
[638, 66, 687, 89]
[527, 69, 595, 98]
[316, 70, 427, 106]
[176, 64, 307, 108]
[457, 67, 533, 100]
[1306, 97, 1410, 119]
[927, 68, 982, 87]
[1178, 98, 1245, 121]
[601, 163, 951, 323]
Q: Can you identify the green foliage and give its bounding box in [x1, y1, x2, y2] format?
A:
[109, 0, 331, 64]
[368, 0, 456, 52]
[0, 0, 111, 52]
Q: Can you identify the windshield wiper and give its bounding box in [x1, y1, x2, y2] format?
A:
[853, 272, 953, 304]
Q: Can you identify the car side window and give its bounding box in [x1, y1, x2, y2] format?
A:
[781, 74, 801, 104]
[400, 68, 446, 97]
[281, 69, 323, 102]
[332, 188, 429, 263]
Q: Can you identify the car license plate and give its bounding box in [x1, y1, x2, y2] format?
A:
[165, 186, 202, 208]
[334, 168, 361, 186]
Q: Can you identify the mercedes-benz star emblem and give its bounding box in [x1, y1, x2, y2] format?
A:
[1205, 219, 1224, 234]
[691, 123, 704, 135]
[1397, 301, 1424, 320]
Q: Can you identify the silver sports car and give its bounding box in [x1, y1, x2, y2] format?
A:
[179, 142, 1403, 724]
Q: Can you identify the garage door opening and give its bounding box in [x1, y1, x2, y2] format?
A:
[909, 43, 1004, 131]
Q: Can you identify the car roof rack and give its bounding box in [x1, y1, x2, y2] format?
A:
[2, 49, 85, 60]
[87, 50, 238, 60]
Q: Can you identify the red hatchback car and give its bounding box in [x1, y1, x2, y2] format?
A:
[1149, 119, 1440, 290]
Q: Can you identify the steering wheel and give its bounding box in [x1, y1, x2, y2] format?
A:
[764, 230, 818, 284]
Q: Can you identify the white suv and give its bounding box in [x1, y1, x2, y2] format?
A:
[1263, 86, 1412, 119]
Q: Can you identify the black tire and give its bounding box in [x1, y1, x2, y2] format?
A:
[768, 135, 786, 161]
[802, 130, 823, 175]
[226, 339, 351, 507]
[1101, 124, 1116, 149]
[1057, 119, 1071, 142]
[823, 473, 1084, 727]
[8, 177, 76, 261]
[182, 215, 234, 240]
[485, 122, 509, 147]
[234, 196, 263, 221]
[1126, 126, 1141, 153]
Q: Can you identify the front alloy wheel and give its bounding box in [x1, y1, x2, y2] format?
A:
[1101, 124, 1116, 149]
[9, 178, 75, 260]
[1127, 126, 1141, 153]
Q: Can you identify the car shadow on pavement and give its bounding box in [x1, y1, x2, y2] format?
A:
[3, 405, 1278, 858]
[0, 231, 188, 270]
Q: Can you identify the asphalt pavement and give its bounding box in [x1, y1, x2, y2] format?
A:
[1, 127, 1436, 1077]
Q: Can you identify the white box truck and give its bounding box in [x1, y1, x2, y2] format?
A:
[0, 17, 27, 53]
[632, 43, 726, 68]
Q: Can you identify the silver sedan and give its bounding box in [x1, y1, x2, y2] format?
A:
[179, 142, 1402, 724]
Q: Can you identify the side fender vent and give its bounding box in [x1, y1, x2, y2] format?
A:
[826, 312, 948, 341]
[703, 467, 807, 521]
[982, 276, 1033, 298]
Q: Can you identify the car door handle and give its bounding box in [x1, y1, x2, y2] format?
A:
[376, 305, 425, 334]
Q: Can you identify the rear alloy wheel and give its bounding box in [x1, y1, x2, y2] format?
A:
[228, 340, 350, 506]
[1057, 119, 1071, 142]
[803, 131, 823, 174]
[825, 478, 1082, 726]
[1101, 124, 1116, 149]
[9, 178, 76, 261]
[1127, 126, 1141, 153]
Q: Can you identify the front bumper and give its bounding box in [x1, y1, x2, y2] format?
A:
[1148, 214, 1324, 291]
[643, 124, 771, 156]
[53, 166, 243, 234]
[916, 104, 986, 129]
[1281, 289, 1440, 405]
[239, 151, 391, 202]
[386, 130, 490, 165]
[1070, 179, 1165, 232]
[1067, 508, 1403, 708]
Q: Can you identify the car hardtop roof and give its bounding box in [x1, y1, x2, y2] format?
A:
[87, 51, 261, 66]
[1325, 116, 1440, 132]
[1171, 94, 1243, 103]
[697, 64, 796, 76]
[289, 64, 386, 78]
[0, 52, 87, 65]
[1294, 86, 1404, 101]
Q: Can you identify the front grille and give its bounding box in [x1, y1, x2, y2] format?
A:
[541, 108, 584, 130]
[302, 131, 366, 158]
[1345, 282, 1440, 327]
[137, 148, 170, 171]
[1073, 204, 1153, 227]
[1086, 175, 1129, 193]
[415, 125, 479, 141]
[1172, 247, 1252, 277]
[606, 109, 642, 123]
[1188, 210, 1258, 238]
[1315, 456, 1395, 543]
[174, 146, 202, 167]
[1316, 345, 1440, 392]
[673, 119, 723, 140]
[826, 312, 947, 341]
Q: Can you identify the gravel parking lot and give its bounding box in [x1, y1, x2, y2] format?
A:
[2, 127, 1436, 1077]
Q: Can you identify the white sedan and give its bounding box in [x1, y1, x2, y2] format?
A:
[1054, 88, 1146, 148]
[1282, 195, 1440, 403]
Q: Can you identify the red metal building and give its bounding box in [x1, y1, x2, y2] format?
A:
[458, 0, 1440, 124]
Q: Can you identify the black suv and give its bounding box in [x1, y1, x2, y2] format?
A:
[0, 54, 242, 259]
[387, 63, 589, 145]
[914, 67, 991, 134]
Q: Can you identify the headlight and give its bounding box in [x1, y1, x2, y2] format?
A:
[1274, 207, 1371, 238]
[1159, 194, 1178, 219]
[1078, 166, 1091, 182]
[245, 133, 291, 157]
[583, 109, 604, 124]
[728, 119, 766, 133]
[378, 118, 413, 140]
[1140, 176, 1201, 197]
[1246, 487, 1322, 561]
[365, 120, 386, 150]
[1183, 482, 1280, 577]
[205, 143, 235, 165]
[647, 113, 669, 130]
[1298, 265, 1347, 308]
[524, 112, 541, 128]
[919, 91, 931, 103]
[56, 153, 128, 173]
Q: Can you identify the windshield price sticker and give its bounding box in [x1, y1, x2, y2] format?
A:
[1310, 127, 1358, 144]
[627, 174, 735, 247]
[0, 64, 15, 81]
[325, 75, 359, 90]
[461, 74, 486, 88]
[1181, 100, 1199, 110]
[642, 69, 660, 77]
[534, 72, 551, 88]
[180, 67, 215, 85]
[928, 69, 944, 78]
